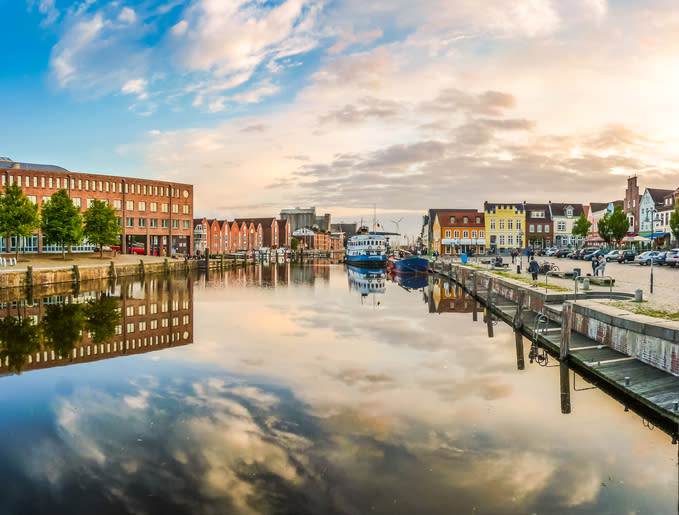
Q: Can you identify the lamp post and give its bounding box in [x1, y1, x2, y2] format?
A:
[650, 208, 659, 294]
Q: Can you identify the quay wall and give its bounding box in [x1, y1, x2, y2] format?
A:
[437, 260, 679, 375]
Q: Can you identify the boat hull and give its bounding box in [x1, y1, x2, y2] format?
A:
[346, 254, 387, 267]
[389, 257, 429, 272]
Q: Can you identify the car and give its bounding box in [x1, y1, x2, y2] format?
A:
[555, 248, 572, 258]
[543, 247, 557, 256]
[579, 248, 598, 260]
[617, 249, 637, 263]
[635, 251, 661, 265]
[665, 249, 679, 267]
[583, 249, 607, 261]
[111, 245, 145, 255]
[604, 250, 620, 260]
[570, 249, 584, 259]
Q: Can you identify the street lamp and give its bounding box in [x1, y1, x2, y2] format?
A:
[650, 208, 660, 294]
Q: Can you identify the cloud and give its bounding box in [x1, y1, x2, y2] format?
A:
[50, 13, 106, 87]
[28, 0, 60, 26]
[318, 97, 405, 125]
[121, 78, 148, 100]
[117, 7, 136, 24]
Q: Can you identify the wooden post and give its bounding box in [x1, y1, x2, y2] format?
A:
[560, 303, 573, 361]
[472, 300, 478, 322]
[515, 331, 525, 370]
[472, 272, 477, 298]
[560, 362, 572, 414]
[486, 277, 494, 338]
[513, 290, 525, 330]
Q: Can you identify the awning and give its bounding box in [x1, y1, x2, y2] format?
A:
[460, 238, 472, 244]
[474, 238, 486, 245]
[649, 232, 669, 238]
[441, 238, 459, 245]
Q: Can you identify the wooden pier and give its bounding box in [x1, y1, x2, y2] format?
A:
[431, 259, 679, 437]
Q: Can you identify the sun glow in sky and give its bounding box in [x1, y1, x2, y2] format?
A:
[2, 0, 679, 236]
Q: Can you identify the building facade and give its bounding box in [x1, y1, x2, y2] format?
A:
[0, 158, 193, 256]
[525, 203, 553, 249]
[549, 202, 584, 247]
[280, 207, 331, 232]
[483, 202, 526, 254]
[432, 209, 485, 255]
[639, 188, 674, 236]
[624, 176, 641, 234]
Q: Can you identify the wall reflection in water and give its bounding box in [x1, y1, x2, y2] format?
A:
[0, 276, 193, 375]
[423, 275, 474, 313]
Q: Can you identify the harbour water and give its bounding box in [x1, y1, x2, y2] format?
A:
[0, 263, 676, 514]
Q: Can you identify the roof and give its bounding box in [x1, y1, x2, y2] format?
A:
[483, 202, 525, 214]
[589, 200, 623, 213]
[548, 203, 584, 217]
[434, 210, 483, 226]
[234, 217, 276, 226]
[0, 160, 69, 172]
[646, 188, 675, 203]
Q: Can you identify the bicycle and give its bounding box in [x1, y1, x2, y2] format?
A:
[539, 261, 559, 274]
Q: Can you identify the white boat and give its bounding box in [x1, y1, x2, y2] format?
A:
[346, 227, 387, 267]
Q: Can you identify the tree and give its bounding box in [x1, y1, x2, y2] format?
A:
[43, 303, 84, 358]
[84, 294, 121, 344]
[605, 205, 630, 245]
[571, 213, 591, 241]
[0, 316, 41, 374]
[291, 237, 299, 251]
[0, 184, 40, 261]
[597, 213, 613, 245]
[670, 203, 679, 246]
[41, 189, 83, 259]
[83, 199, 121, 258]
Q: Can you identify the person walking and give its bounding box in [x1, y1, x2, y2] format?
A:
[596, 255, 607, 277]
[591, 255, 599, 276]
[528, 256, 539, 287]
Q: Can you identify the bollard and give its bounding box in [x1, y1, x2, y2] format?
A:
[634, 288, 643, 303]
[624, 376, 630, 387]
[674, 400, 678, 413]
[582, 278, 590, 290]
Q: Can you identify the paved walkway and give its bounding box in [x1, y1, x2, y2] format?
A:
[447, 254, 679, 312]
[0, 253, 174, 272]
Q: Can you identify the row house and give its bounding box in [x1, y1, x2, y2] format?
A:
[525, 203, 552, 249]
[431, 209, 485, 255]
[549, 202, 585, 247]
[639, 188, 674, 236]
[483, 202, 526, 253]
[193, 217, 292, 255]
[586, 201, 623, 246]
[624, 176, 641, 234]
[655, 189, 679, 247]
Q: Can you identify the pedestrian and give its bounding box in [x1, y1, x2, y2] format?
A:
[596, 255, 606, 276]
[511, 249, 516, 264]
[591, 255, 599, 276]
[528, 256, 539, 287]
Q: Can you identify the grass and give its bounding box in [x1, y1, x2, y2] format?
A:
[491, 270, 570, 291]
[608, 301, 679, 321]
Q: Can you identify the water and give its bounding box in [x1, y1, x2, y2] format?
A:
[0, 264, 676, 514]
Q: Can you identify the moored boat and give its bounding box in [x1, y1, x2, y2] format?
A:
[387, 251, 429, 272]
[346, 227, 387, 267]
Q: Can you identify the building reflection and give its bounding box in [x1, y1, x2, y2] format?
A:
[0, 276, 193, 375]
[424, 276, 474, 313]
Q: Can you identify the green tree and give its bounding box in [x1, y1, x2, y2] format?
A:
[41, 189, 83, 259]
[42, 303, 84, 358]
[84, 294, 121, 344]
[605, 205, 630, 245]
[597, 213, 613, 246]
[0, 316, 41, 374]
[0, 184, 40, 261]
[670, 203, 679, 246]
[571, 213, 591, 241]
[291, 237, 299, 251]
[83, 199, 122, 258]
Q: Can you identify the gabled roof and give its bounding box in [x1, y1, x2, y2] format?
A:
[589, 200, 623, 213]
[645, 188, 674, 203]
[549, 203, 584, 217]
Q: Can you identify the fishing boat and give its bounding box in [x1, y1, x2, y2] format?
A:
[346, 226, 387, 267]
[387, 250, 429, 273]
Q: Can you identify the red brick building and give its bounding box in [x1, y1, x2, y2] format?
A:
[194, 217, 294, 255]
[0, 158, 193, 256]
[624, 176, 641, 234]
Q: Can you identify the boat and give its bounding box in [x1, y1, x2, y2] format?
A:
[387, 250, 429, 272]
[347, 265, 386, 298]
[346, 226, 387, 267]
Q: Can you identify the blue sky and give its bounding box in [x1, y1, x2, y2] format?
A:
[2, 0, 679, 237]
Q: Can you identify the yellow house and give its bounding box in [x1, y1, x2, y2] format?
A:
[484, 202, 526, 254]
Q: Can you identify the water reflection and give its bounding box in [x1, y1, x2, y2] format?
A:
[346, 265, 385, 303]
[0, 276, 193, 375]
[388, 270, 429, 291]
[423, 275, 475, 313]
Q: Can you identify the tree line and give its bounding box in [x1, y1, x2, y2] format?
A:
[0, 185, 121, 260]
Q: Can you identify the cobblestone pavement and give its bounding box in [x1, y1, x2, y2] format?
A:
[457, 254, 679, 312]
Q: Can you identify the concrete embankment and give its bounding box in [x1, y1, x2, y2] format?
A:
[431, 260, 679, 435]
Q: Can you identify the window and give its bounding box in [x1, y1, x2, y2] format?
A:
[508, 219, 513, 230]
[126, 306, 134, 316]
[126, 200, 134, 210]
[499, 220, 505, 230]
[49, 177, 53, 188]
[71, 178, 75, 189]
[125, 183, 129, 194]
[139, 218, 147, 228]
[85, 180, 89, 191]
[173, 220, 179, 229]
[490, 220, 496, 230]
[444, 230, 451, 238]
[472, 230, 477, 238]
[508, 235, 514, 246]
[16, 176, 22, 187]
[172, 204, 179, 214]
[479, 231, 484, 237]
[537, 225, 542, 233]
[139, 321, 147, 332]
[150, 219, 158, 228]
[28, 195, 37, 204]
[150, 303, 158, 314]
[56, 178, 61, 188]
[114, 199, 122, 210]
[34, 177, 39, 187]
[544, 224, 550, 233]
[462, 230, 469, 238]
[150, 320, 158, 330]
[529, 224, 535, 232]
[126, 217, 134, 227]
[86, 199, 94, 209]
[183, 220, 190, 230]
[516, 221, 522, 230]
[138, 201, 146, 211]
[462, 216, 468, 223]
[91, 181, 96, 192]
[475, 216, 481, 223]
[161, 219, 169, 228]
[499, 235, 505, 246]
[143, 185, 147, 195]
[138, 305, 146, 316]
[532, 210, 544, 218]
[633, 199, 636, 207]
[557, 221, 566, 231]
[449, 216, 456, 223]
[454, 230, 460, 238]
[182, 205, 190, 214]
[161, 203, 169, 213]
[112, 182, 117, 193]
[106, 182, 110, 192]
[42, 177, 46, 188]
[150, 202, 157, 212]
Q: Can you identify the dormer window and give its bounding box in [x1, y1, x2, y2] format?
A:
[566, 207, 573, 217]
[450, 216, 456, 223]
[462, 216, 469, 223]
[475, 216, 481, 223]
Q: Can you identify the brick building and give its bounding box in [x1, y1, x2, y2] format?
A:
[0, 158, 193, 256]
[525, 203, 553, 249]
[193, 217, 294, 255]
[624, 176, 641, 234]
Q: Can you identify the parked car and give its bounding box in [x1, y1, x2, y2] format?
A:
[579, 248, 598, 260]
[665, 249, 679, 267]
[617, 249, 637, 263]
[111, 244, 145, 255]
[570, 249, 584, 259]
[543, 247, 557, 256]
[635, 251, 662, 265]
[555, 248, 572, 258]
[604, 250, 620, 260]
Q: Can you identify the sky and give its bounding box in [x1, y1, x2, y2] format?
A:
[2, 0, 679, 238]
